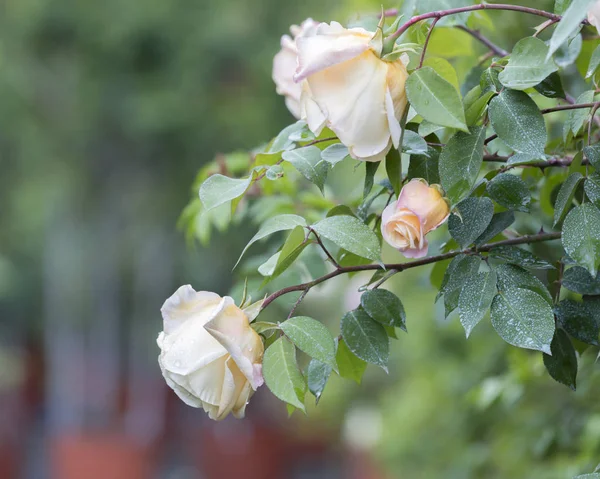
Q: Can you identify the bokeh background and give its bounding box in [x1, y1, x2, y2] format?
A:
[1, 0, 599, 478]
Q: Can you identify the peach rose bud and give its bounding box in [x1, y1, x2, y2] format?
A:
[381, 179, 450, 258]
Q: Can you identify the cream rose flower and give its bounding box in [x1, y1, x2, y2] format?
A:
[157, 285, 264, 420]
[294, 21, 409, 162]
[381, 179, 450, 258]
[272, 19, 319, 118]
[588, 0, 600, 31]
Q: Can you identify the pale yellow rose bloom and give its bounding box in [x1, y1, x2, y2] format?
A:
[588, 0, 600, 31]
[295, 21, 409, 162]
[381, 179, 450, 258]
[272, 19, 319, 118]
[157, 285, 264, 420]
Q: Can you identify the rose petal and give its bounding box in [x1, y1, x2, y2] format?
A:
[160, 285, 221, 334]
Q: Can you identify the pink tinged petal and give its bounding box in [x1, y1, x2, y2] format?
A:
[294, 23, 372, 82]
[160, 285, 221, 334]
[204, 303, 265, 390]
[397, 179, 450, 233]
[306, 51, 391, 160]
[401, 239, 429, 258]
[381, 202, 399, 245]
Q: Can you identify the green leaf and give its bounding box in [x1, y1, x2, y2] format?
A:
[480, 67, 502, 93]
[564, 91, 595, 141]
[562, 204, 600, 276]
[448, 197, 494, 248]
[258, 252, 280, 277]
[312, 215, 381, 261]
[491, 288, 555, 354]
[422, 56, 460, 91]
[385, 148, 402, 196]
[407, 147, 440, 184]
[251, 321, 280, 337]
[199, 174, 252, 212]
[488, 246, 555, 270]
[280, 316, 336, 369]
[262, 225, 308, 283]
[402, 130, 428, 155]
[573, 475, 600, 479]
[554, 0, 571, 14]
[263, 337, 307, 411]
[543, 329, 578, 390]
[547, 0, 592, 57]
[563, 265, 600, 295]
[488, 90, 547, 158]
[587, 44, 600, 78]
[282, 145, 329, 193]
[341, 309, 389, 371]
[584, 144, 600, 169]
[441, 255, 482, 317]
[554, 31, 582, 68]
[405, 67, 468, 131]
[555, 299, 600, 346]
[236, 214, 307, 268]
[474, 211, 515, 246]
[486, 173, 531, 212]
[364, 161, 380, 198]
[336, 338, 367, 384]
[534, 72, 566, 99]
[499, 37, 558, 90]
[465, 90, 495, 126]
[553, 172, 584, 227]
[439, 127, 486, 205]
[360, 289, 407, 331]
[458, 270, 497, 338]
[585, 174, 600, 207]
[496, 264, 553, 305]
[321, 143, 349, 166]
[307, 359, 332, 404]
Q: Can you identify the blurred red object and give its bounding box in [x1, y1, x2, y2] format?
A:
[51, 434, 156, 479]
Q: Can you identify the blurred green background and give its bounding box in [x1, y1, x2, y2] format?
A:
[1, 0, 599, 478]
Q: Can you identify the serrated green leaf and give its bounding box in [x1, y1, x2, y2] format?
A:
[587, 44, 600, 78]
[474, 211, 516, 246]
[488, 246, 555, 270]
[554, 172, 584, 227]
[495, 263, 553, 305]
[459, 270, 497, 338]
[555, 299, 600, 346]
[442, 255, 482, 317]
[562, 204, 600, 276]
[341, 309, 389, 371]
[321, 143, 349, 166]
[563, 265, 600, 295]
[280, 316, 336, 369]
[407, 147, 440, 184]
[499, 37, 557, 90]
[422, 56, 460, 91]
[543, 328, 577, 390]
[263, 337, 307, 411]
[360, 289, 407, 331]
[585, 174, 600, 207]
[491, 288, 555, 354]
[405, 67, 468, 131]
[307, 359, 332, 403]
[584, 144, 600, 169]
[439, 127, 486, 205]
[486, 173, 531, 212]
[312, 215, 381, 261]
[199, 174, 253, 212]
[488, 90, 547, 158]
[282, 146, 329, 193]
[336, 338, 367, 384]
[548, 0, 592, 57]
[448, 197, 494, 248]
[235, 214, 307, 268]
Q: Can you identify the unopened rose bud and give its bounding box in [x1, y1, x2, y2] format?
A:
[157, 286, 264, 420]
[294, 21, 409, 162]
[381, 179, 450, 258]
[272, 19, 319, 119]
